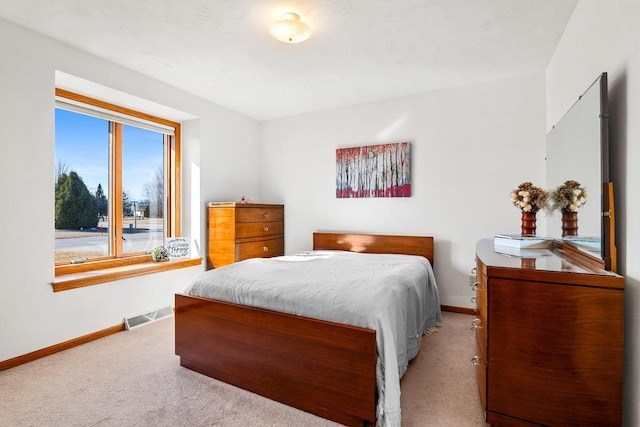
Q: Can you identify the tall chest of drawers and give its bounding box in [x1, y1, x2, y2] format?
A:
[207, 203, 284, 269]
[474, 239, 624, 426]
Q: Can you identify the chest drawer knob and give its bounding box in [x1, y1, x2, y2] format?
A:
[471, 283, 479, 291]
[263, 212, 269, 218]
[471, 296, 477, 304]
[471, 318, 481, 331]
[264, 226, 269, 231]
[263, 246, 269, 252]
[471, 355, 482, 366]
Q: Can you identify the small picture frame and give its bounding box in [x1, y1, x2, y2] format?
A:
[166, 237, 191, 258]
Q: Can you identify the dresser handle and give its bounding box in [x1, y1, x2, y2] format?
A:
[471, 318, 481, 331]
[471, 283, 479, 291]
[263, 212, 269, 218]
[471, 296, 477, 304]
[263, 246, 269, 252]
[264, 226, 269, 231]
[470, 267, 477, 274]
[471, 356, 481, 366]
[469, 280, 479, 288]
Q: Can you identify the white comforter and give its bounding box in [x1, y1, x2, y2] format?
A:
[184, 250, 441, 427]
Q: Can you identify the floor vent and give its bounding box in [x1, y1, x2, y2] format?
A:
[125, 306, 173, 330]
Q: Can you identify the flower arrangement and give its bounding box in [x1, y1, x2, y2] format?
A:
[510, 182, 549, 213]
[551, 180, 588, 212]
[151, 246, 169, 262]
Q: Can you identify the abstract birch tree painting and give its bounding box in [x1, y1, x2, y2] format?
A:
[336, 142, 411, 198]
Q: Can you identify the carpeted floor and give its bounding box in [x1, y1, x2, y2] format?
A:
[0, 311, 489, 426]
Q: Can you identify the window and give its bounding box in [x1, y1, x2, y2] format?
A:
[54, 89, 181, 269]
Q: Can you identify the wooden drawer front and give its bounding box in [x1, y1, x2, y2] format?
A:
[236, 221, 284, 239]
[474, 315, 487, 358]
[476, 266, 488, 321]
[236, 237, 284, 261]
[473, 337, 487, 414]
[486, 412, 540, 426]
[236, 207, 284, 223]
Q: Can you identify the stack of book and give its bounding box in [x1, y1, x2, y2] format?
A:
[562, 236, 601, 252]
[494, 234, 554, 257]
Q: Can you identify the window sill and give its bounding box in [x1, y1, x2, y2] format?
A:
[52, 257, 202, 292]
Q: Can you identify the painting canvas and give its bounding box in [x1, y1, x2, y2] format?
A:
[336, 142, 411, 198]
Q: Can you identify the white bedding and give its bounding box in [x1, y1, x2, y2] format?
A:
[184, 250, 441, 427]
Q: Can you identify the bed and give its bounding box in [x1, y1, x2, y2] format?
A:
[175, 232, 439, 427]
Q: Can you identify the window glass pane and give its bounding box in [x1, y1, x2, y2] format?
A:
[122, 125, 165, 255]
[54, 109, 110, 262]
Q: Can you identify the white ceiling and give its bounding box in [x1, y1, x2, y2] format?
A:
[0, 0, 579, 121]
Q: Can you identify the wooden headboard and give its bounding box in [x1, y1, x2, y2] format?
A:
[313, 232, 434, 266]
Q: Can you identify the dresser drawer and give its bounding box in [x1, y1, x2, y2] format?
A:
[476, 266, 488, 321]
[236, 237, 284, 261]
[236, 207, 284, 223]
[474, 336, 487, 413]
[474, 314, 487, 358]
[236, 221, 284, 238]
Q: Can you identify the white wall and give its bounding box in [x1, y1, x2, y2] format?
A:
[260, 72, 547, 308]
[546, 0, 640, 424]
[0, 18, 261, 361]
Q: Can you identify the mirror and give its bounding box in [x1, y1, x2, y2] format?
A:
[546, 73, 615, 270]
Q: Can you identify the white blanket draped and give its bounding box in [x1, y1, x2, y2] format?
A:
[185, 250, 441, 427]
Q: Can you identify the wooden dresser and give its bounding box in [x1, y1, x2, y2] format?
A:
[474, 239, 624, 426]
[207, 203, 284, 269]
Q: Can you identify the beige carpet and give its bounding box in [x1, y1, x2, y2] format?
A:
[0, 311, 489, 426]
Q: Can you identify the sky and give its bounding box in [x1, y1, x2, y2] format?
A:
[55, 108, 165, 201]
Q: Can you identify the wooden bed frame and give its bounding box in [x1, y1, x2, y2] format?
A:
[175, 232, 435, 427]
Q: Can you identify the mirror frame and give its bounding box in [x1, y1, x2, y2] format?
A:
[547, 73, 617, 272]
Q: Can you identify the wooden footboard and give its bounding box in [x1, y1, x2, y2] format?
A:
[175, 293, 377, 426]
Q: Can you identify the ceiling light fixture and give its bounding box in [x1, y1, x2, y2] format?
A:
[269, 12, 311, 43]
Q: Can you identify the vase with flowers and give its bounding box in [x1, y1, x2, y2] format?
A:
[550, 180, 588, 237]
[510, 182, 549, 236]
